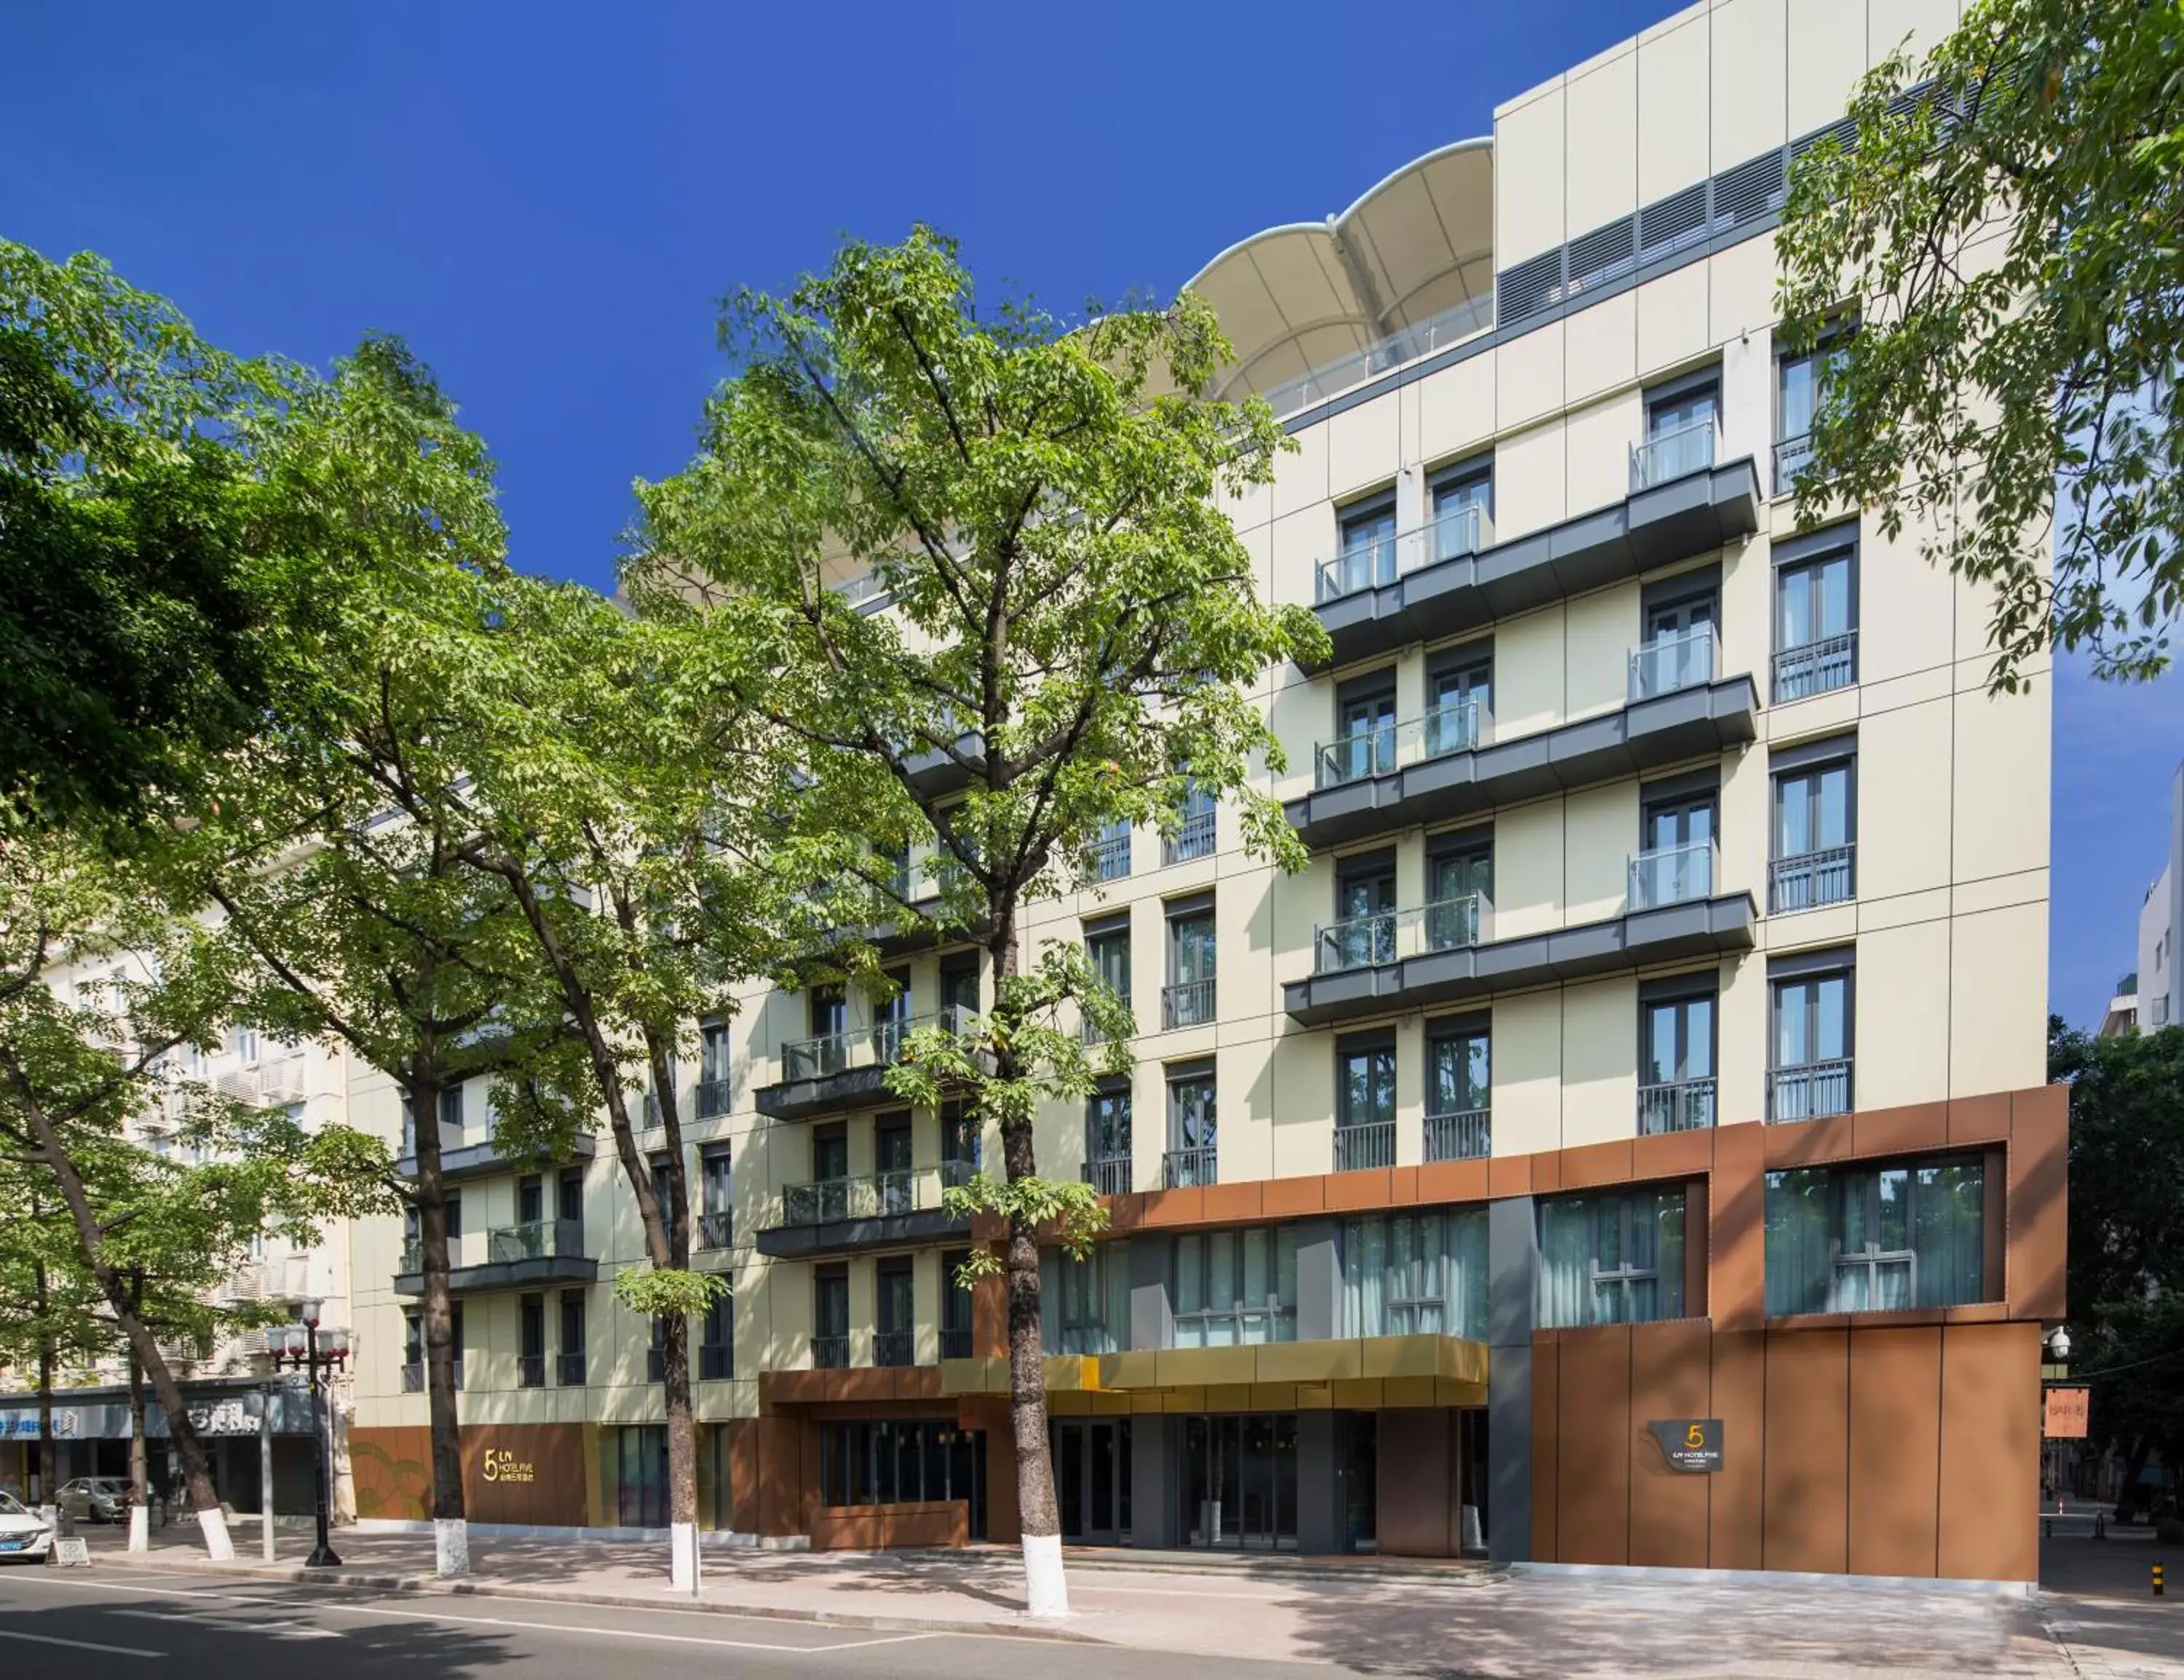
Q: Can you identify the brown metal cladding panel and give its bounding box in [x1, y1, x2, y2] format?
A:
[1762, 1111, 1856, 1168]
[1627, 1320, 1713, 1568]
[1936, 1321, 2040, 1581]
[755, 1415, 804, 1536]
[1847, 1326, 1942, 1577]
[727, 1418, 758, 1532]
[829, 1368, 895, 1404]
[1853, 1102, 1948, 1161]
[1761, 1327, 1849, 1573]
[1708, 1331, 1765, 1569]
[349, 1425, 434, 1522]
[1946, 1090, 2013, 1145]
[1142, 1185, 1206, 1227]
[1103, 1192, 1147, 1233]
[1559, 1138, 1635, 1189]
[1417, 1157, 1490, 1205]
[973, 1270, 1008, 1358]
[1388, 1166, 1422, 1205]
[1709, 1123, 1766, 1331]
[1487, 1153, 1533, 1199]
[1199, 1181, 1265, 1224]
[799, 1415, 825, 1529]
[1377, 1408, 1455, 1556]
[2006, 1092, 2068, 1320]
[1684, 1180, 1711, 1317]
[1262, 1175, 1329, 1218]
[1554, 1325, 1632, 1565]
[1632, 1123, 1714, 1184]
[1326, 1168, 1395, 1211]
[1531, 1150, 1562, 1194]
[1531, 1335, 1559, 1561]
[985, 1418, 1021, 1545]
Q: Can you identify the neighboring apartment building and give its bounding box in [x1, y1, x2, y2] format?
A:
[2115, 761, 2182, 1037]
[346, 0, 2064, 1581]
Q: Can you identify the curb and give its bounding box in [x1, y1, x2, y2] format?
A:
[78, 1549, 1113, 1644]
[1061, 1552, 1504, 1589]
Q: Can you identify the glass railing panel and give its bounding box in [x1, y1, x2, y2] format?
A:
[1629, 623, 1720, 701]
[1627, 842, 1717, 911]
[1629, 419, 1720, 491]
[1312, 893, 1490, 975]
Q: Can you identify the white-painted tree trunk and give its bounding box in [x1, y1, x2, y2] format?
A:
[127, 1505, 149, 1554]
[195, 1507, 235, 1562]
[670, 1521, 700, 1595]
[1021, 1531, 1068, 1617]
[434, 1516, 470, 1577]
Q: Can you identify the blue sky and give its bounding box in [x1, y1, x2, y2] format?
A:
[4, 1, 2177, 1031]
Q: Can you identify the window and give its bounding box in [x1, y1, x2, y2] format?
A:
[1085, 1082, 1131, 1194]
[1765, 1157, 1987, 1316]
[519, 1293, 545, 1388]
[450, 1303, 464, 1387]
[940, 954, 981, 1020]
[231, 1024, 261, 1066]
[649, 1152, 683, 1248]
[1427, 1026, 1491, 1161]
[1634, 785, 1716, 908]
[1334, 1036, 1396, 1171]
[1639, 983, 1716, 1133]
[699, 1144, 732, 1248]
[876, 1259, 914, 1368]
[941, 1103, 980, 1181]
[1776, 338, 1846, 490]
[558, 1168, 583, 1226]
[875, 966, 911, 1056]
[1538, 1189, 1688, 1328]
[1345, 1210, 1488, 1338]
[1043, 1240, 1131, 1355]
[1634, 574, 1719, 700]
[1328, 852, 1396, 970]
[444, 1192, 464, 1240]
[439, 1085, 464, 1136]
[1773, 526, 1858, 700]
[1093, 817, 1132, 881]
[1165, 1065, 1216, 1186]
[1166, 780, 1217, 864]
[1329, 674, 1397, 785]
[700, 1294, 733, 1380]
[1427, 644, 1492, 756]
[812, 1267, 850, 1368]
[941, 1247, 976, 1359]
[1428, 461, 1493, 562]
[1164, 900, 1216, 1028]
[809, 984, 846, 1042]
[819, 1419, 989, 1533]
[518, 1173, 543, 1227]
[1770, 960, 1853, 1120]
[558, 1291, 586, 1386]
[1086, 920, 1132, 1022]
[1174, 1227, 1297, 1346]
[647, 1313, 670, 1382]
[402, 1310, 423, 1391]
[1428, 836, 1491, 950]
[1323, 494, 1397, 600]
[1634, 376, 1718, 488]
[1771, 748, 1855, 910]
[697, 1023, 732, 1116]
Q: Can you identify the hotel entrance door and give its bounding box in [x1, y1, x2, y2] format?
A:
[1053, 1418, 1131, 1545]
[1181, 1414, 1298, 1550]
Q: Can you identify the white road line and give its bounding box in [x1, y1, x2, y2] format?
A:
[0, 1625, 163, 1657]
[114, 1607, 339, 1640]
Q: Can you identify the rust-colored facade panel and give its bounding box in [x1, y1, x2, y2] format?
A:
[1262, 1175, 1329, 1218]
[1709, 1123, 1766, 1331]
[756, 1414, 804, 1536]
[1559, 1138, 1635, 1189]
[1708, 1331, 1765, 1570]
[1416, 1157, 1489, 1205]
[1846, 1326, 1942, 1578]
[812, 1500, 967, 1551]
[2006, 1093, 2068, 1320]
[1554, 1325, 1632, 1565]
[1377, 1408, 1455, 1556]
[1531, 1149, 1562, 1195]
[1947, 1091, 2013, 1145]
[1761, 1326, 1848, 1574]
[1388, 1165, 1421, 1205]
[1627, 1320, 1712, 1568]
[461, 1423, 588, 1528]
[1487, 1152, 1533, 1199]
[1853, 1101, 1948, 1162]
[1325, 1168, 1394, 1211]
[1683, 1180, 1711, 1316]
[1530, 1334, 1559, 1561]
[350, 1425, 434, 1522]
[1631, 1123, 1714, 1184]
[973, 1270, 1007, 1358]
[725, 1417, 758, 1533]
[983, 1404, 1021, 1545]
[1762, 1111, 1856, 1168]
[1199, 1180, 1265, 1224]
[1937, 1321, 2040, 1581]
[1143, 1185, 1206, 1227]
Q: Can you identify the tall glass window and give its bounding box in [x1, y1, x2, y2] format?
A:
[1772, 757, 1855, 909]
[1639, 988, 1716, 1133]
[1335, 1044, 1396, 1129]
[1086, 1085, 1131, 1162]
[1770, 968, 1853, 1120]
[1765, 1157, 1987, 1315]
[1087, 924, 1132, 1008]
[1774, 534, 1857, 699]
[1043, 1240, 1132, 1355]
[1343, 1210, 1487, 1338]
[1166, 906, 1216, 1027]
[1173, 1227, 1297, 1346]
[1538, 1189, 1688, 1328]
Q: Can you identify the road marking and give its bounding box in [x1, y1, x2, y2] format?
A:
[0, 1625, 163, 1657]
[114, 1607, 339, 1640]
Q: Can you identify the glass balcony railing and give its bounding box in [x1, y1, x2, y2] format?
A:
[1424, 1107, 1489, 1162]
[779, 1004, 977, 1084]
[1260, 291, 1495, 422]
[1313, 894, 1489, 976]
[1637, 1077, 1717, 1134]
[1333, 1117, 1396, 1173]
[1769, 845, 1855, 913]
[1628, 623, 1720, 702]
[775, 1163, 964, 1228]
[830, 570, 888, 609]
[1313, 699, 1487, 790]
[1769, 1059, 1853, 1122]
[1163, 1145, 1217, 1189]
[1315, 503, 1495, 603]
[487, 1216, 585, 1264]
[1627, 841, 1716, 911]
[1630, 418, 1719, 491]
[1773, 630, 1858, 701]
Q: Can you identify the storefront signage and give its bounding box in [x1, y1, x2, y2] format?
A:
[0, 1386, 313, 1442]
[2043, 1387, 2089, 1439]
[480, 1447, 535, 1484]
[1647, 1418, 1724, 1473]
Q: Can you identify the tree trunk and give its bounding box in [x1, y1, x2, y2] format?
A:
[31, 1257, 52, 1507]
[408, 1072, 468, 1576]
[2115, 1435, 2154, 1521]
[127, 1321, 149, 1553]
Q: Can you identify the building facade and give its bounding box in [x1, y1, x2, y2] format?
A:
[347, 0, 2064, 1580]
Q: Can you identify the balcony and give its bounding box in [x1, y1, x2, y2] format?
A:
[1305, 454, 1760, 672]
[518, 1354, 545, 1389]
[1285, 890, 1754, 1029]
[755, 1005, 978, 1122]
[1315, 895, 1487, 976]
[1091, 826, 1131, 881]
[700, 1344, 733, 1381]
[812, 1334, 850, 1371]
[1082, 1155, 1133, 1196]
[1630, 418, 1717, 493]
[215, 1058, 311, 1109]
[1283, 675, 1757, 850]
[874, 1331, 916, 1369]
[941, 1326, 973, 1360]
[395, 1128, 597, 1184]
[696, 1076, 734, 1118]
[1629, 623, 1718, 702]
[1314, 700, 1483, 791]
[1638, 1077, 1717, 1134]
[753, 1162, 974, 1259]
[1425, 1108, 1489, 1162]
[558, 1352, 585, 1387]
[1773, 631, 1858, 702]
[1315, 504, 1493, 606]
[1164, 808, 1216, 865]
[400, 1360, 464, 1392]
[1163, 1145, 1217, 1188]
[1162, 978, 1216, 1030]
[1334, 1117, 1396, 1173]
[697, 1210, 735, 1251]
[1769, 845, 1855, 913]
[900, 724, 987, 799]
[1769, 1059, 1853, 1122]
[392, 1216, 596, 1298]
[1773, 432, 1814, 494]
[1628, 841, 1716, 913]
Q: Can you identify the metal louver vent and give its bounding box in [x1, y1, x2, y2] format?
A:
[1712, 151, 1786, 230]
[1791, 115, 1859, 159]
[1637, 183, 1708, 262]
[1496, 249, 1564, 327]
[1565, 220, 1636, 298]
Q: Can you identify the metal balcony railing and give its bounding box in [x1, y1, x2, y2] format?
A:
[557, 1352, 585, 1387]
[1333, 1117, 1396, 1173]
[697, 1210, 735, 1250]
[1264, 291, 1495, 424]
[1629, 622, 1720, 702]
[1773, 431, 1815, 492]
[830, 569, 887, 609]
[1313, 698, 1487, 790]
[779, 1004, 977, 1084]
[400, 1361, 423, 1393]
[1314, 502, 1495, 603]
[940, 1326, 973, 1360]
[874, 1331, 915, 1369]
[1630, 418, 1719, 491]
[1769, 845, 1855, 913]
[1628, 841, 1716, 911]
[1092, 827, 1131, 881]
[1769, 1059, 1853, 1122]
[1637, 1077, 1718, 1134]
[1164, 808, 1216, 865]
[646, 1347, 666, 1383]
[696, 1076, 734, 1117]
[1163, 978, 1216, 1030]
[400, 1240, 423, 1274]
[1424, 1107, 1490, 1162]
[1313, 893, 1489, 975]
[487, 1216, 585, 1264]
[1082, 1155, 1133, 1196]
[1163, 1145, 1217, 1189]
[1080, 1002, 1133, 1044]
[518, 1354, 545, 1389]
[775, 1163, 962, 1227]
[1773, 630, 1858, 702]
[812, 1334, 850, 1371]
[700, 1344, 732, 1381]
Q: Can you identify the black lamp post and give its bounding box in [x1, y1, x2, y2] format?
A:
[272, 1299, 350, 1569]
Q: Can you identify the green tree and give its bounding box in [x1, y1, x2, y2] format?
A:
[630, 229, 1325, 1612]
[0, 1184, 113, 1500]
[1774, 0, 2184, 690]
[0, 241, 324, 827]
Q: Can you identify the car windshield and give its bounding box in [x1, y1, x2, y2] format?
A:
[0, 1491, 25, 1516]
[90, 1480, 126, 1493]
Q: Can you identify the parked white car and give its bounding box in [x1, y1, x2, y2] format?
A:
[0, 1490, 55, 1562]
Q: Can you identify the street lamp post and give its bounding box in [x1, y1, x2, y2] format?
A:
[272, 1299, 351, 1570]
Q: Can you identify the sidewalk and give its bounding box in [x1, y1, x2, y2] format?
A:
[70, 1522, 2091, 1676]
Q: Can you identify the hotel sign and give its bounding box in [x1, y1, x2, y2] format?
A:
[2043, 1387, 2089, 1440]
[1647, 1418, 1724, 1473]
[480, 1446, 535, 1484]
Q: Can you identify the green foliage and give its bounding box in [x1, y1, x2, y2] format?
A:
[943, 1173, 1108, 1267]
[613, 1266, 729, 1320]
[1776, 0, 2184, 689]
